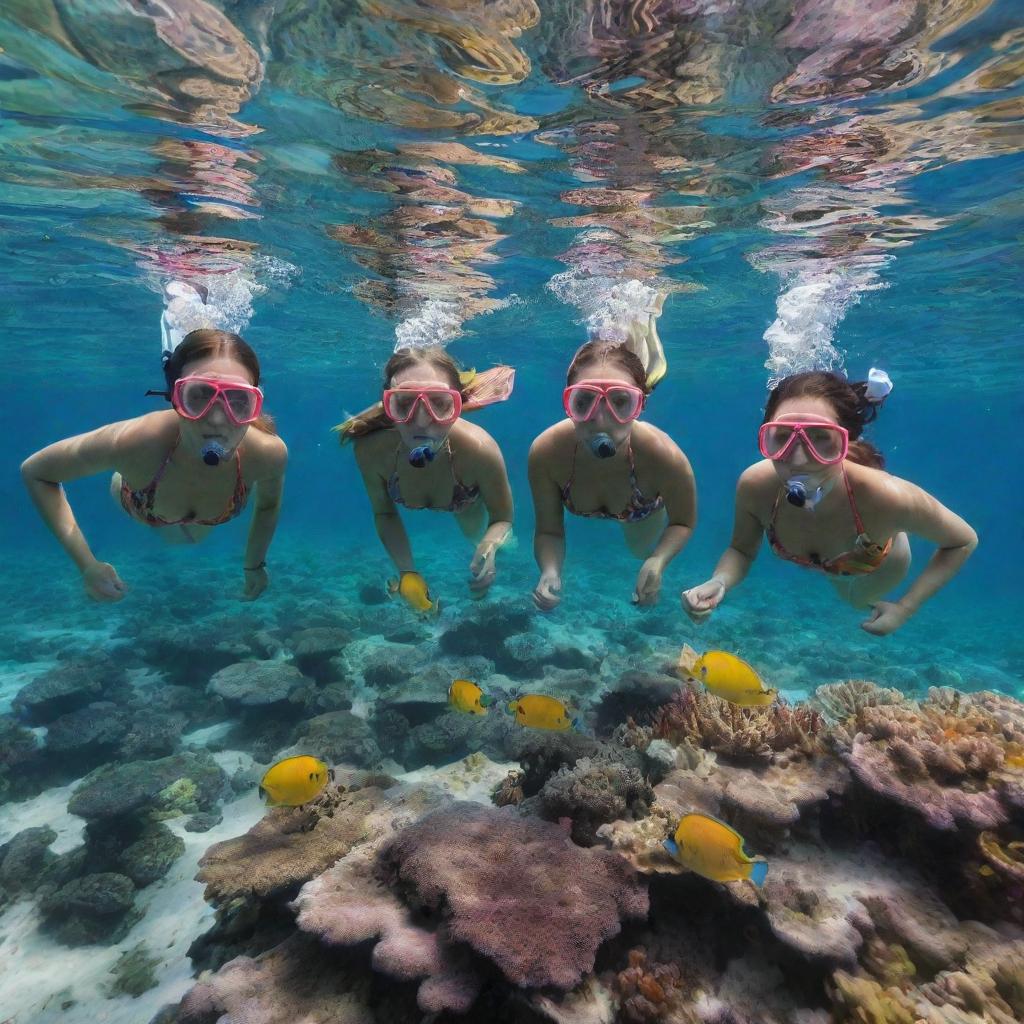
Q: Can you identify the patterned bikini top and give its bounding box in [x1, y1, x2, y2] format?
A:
[120, 435, 247, 528]
[561, 442, 665, 523]
[766, 466, 892, 577]
[387, 439, 481, 514]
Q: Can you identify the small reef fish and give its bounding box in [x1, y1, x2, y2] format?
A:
[507, 694, 577, 732]
[449, 679, 491, 715]
[259, 755, 333, 807]
[663, 813, 768, 886]
[388, 571, 440, 615]
[678, 645, 778, 707]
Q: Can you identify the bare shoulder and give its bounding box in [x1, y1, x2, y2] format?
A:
[846, 461, 912, 511]
[352, 428, 397, 471]
[113, 412, 180, 468]
[528, 420, 573, 465]
[242, 428, 288, 479]
[633, 421, 689, 467]
[452, 418, 501, 458]
[737, 460, 779, 507]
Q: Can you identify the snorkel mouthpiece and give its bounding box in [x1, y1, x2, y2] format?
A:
[590, 433, 617, 459]
[201, 441, 229, 467]
[786, 474, 829, 511]
[785, 478, 808, 508]
[408, 444, 436, 469]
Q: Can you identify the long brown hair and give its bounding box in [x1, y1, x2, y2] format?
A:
[337, 346, 514, 443]
[567, 340, 650, 393]
[763, 370, 884, 469]
[164, 329, 275, 434]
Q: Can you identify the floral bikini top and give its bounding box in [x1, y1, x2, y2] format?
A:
[387, 439, 481, 514]
[561, 442, 665, 523]
[766, 466, 892, 577]
[120, 435, 247, 528]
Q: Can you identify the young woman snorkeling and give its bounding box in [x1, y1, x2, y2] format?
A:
[21, 328, 287, 603]
[528, 340, 697, 611]
[681, 370, 978, 635]
[338, 346, 515, 598]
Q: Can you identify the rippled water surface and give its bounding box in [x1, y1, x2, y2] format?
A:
[1, 2, 1023, 1022]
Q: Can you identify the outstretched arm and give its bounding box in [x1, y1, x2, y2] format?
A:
[468, 439, 514, 595]
[682, 467, 764, 621]
[633, 444, 696, 605]
[241, 439, 288, 601]
[354, 437, 415, 574]
[862, 479, 977, 635]
[21, 422, 131, 600]
[528, 434, 566, 611]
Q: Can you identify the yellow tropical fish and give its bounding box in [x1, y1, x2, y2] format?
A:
[259, 755, 333, 807]
[663, 813, 768, 886]
[449, 679, 491, 715]
[388, 571, 440, 615]
[507, 694, 577, 732]
[678, 646, 777, 707]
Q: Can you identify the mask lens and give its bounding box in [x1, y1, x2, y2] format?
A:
[763, 424, 794, 458]
[425, 391, 457, 422]
[179, 380, 216, 417]
[607, 387, 639, 421]
[805, 426, 843, 461]
[568, 387, 598, 421]
[225, 387, 258, 422]
[386, 392, 417, 421]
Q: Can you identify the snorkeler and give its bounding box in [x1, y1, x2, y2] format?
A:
[338, 346, 515, 598]
[21, 326, 287, 603]
[681, 370, 977, 636]
[528, 340, 697, 611]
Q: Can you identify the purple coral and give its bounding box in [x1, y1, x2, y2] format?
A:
[379, 802, 649, 989]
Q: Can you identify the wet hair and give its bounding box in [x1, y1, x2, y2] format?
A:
[337, 346, 466, 442]
[163, 328, 275, 434]
[567, 340, 650, 394]
[763, 370, 884, 469]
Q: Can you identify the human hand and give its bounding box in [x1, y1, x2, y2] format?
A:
[82, 561, 128, 603]
[632, 558, 663, 607]
[860, 600, 911, 636]
[533, 572, 562, 612]
[241, 565, 269, 602]
[680, 577, 726, 623]
[468, 543, 497, 599]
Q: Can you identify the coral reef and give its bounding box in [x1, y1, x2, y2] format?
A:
[538, 756, 654, 845]
[834, 687, 1024, 830]
[612, 948, 686, 1023]
[39, 872, 140, 946]
[651, 683, 824, 765]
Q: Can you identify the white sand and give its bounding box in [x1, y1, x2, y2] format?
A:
[0, 764, 263, 1024]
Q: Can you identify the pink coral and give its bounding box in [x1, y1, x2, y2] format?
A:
[837, 689, 1022, 832]
[379, 802, 649, 989]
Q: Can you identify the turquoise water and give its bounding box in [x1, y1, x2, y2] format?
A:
[1, 2, 1023, 1022]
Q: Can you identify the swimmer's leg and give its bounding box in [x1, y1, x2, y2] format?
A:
[621, 507, 667, 559]
[454, 498, 487, 544]
[829, 532, 911, 609]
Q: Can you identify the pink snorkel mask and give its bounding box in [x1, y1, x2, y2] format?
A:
[563, 379, 645, 459]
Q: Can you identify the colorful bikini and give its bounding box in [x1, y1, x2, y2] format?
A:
[387, 440, 480, 514]
[767, 466, 892, 576]
[120, 434, 247, 528]
[561, 442, 664, 523]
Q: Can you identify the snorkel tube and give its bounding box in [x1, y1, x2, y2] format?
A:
[201, 441, 230, 467]
[590, 433, 617, 459]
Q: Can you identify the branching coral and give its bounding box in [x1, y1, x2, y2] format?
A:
[651, 683, 824, 765]
[810, 681, 904, 724]
[835, 688, 1024, 831]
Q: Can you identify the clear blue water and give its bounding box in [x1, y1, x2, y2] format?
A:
[1, 1, 1023, 1021]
